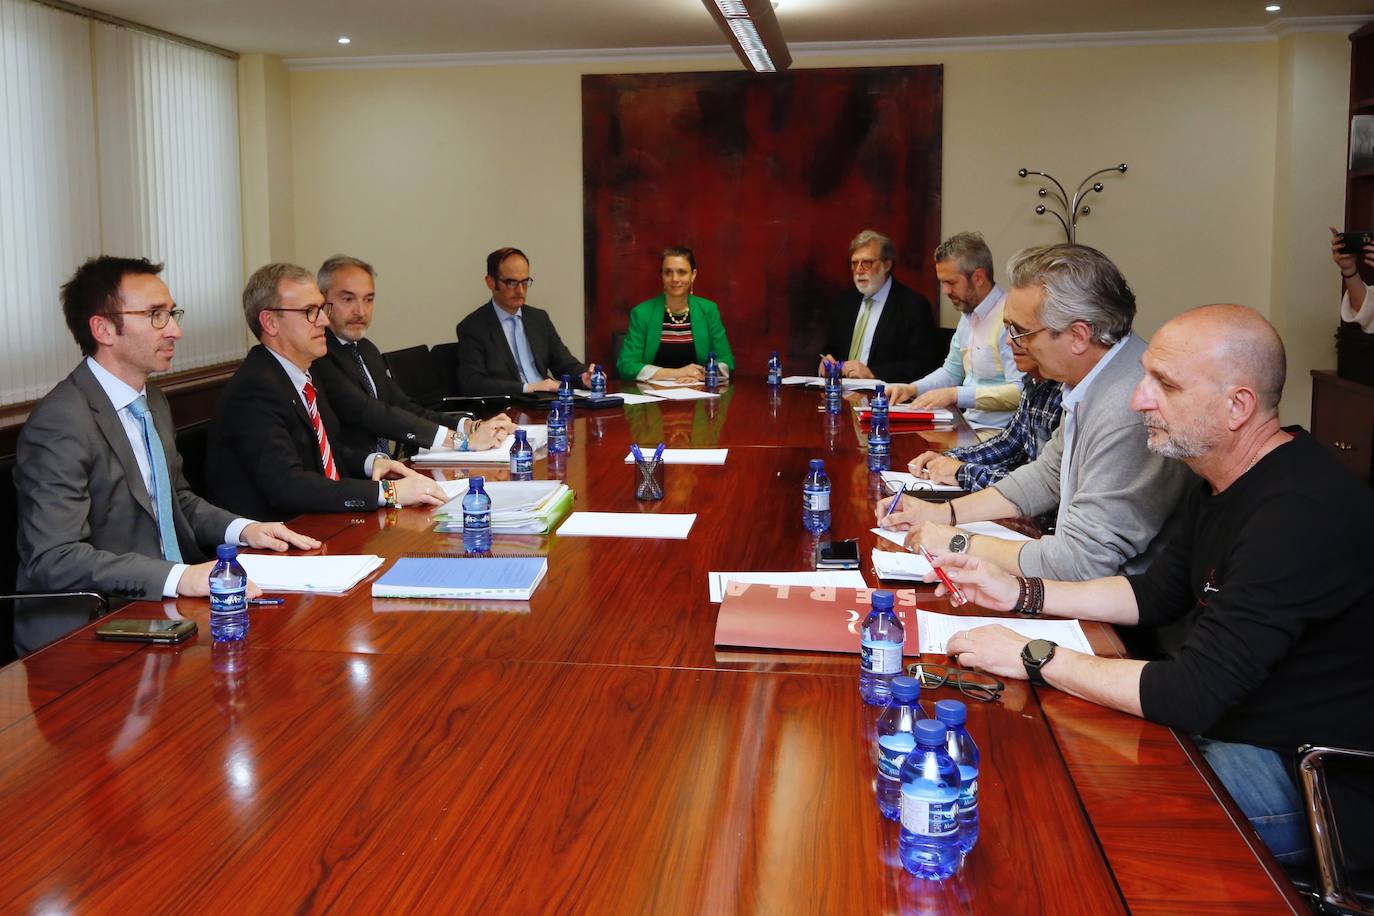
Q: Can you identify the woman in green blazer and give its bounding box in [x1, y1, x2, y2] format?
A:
[616, 246, 735, 381]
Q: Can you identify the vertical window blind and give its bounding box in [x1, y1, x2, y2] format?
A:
[0, 0, 243, 407]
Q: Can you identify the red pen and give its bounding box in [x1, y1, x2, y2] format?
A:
[919, 544, 968, 607]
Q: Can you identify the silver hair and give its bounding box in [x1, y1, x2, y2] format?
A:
[317, 254, 376, 298]
[934, 231, 994, 281]
[242, 262, 314, 339]
[1006, 244, 1135, 346]
[849, 229, 896, 263]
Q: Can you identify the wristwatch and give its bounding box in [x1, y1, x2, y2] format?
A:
[948, 533, 972, 554]
[1021, 638, 1058, 686]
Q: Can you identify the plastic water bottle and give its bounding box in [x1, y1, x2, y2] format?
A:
[860, 589, 905, 706]
[876, 675, 924, 821]
[462, 475, 492, 553]
[590, 364, 607, 398]
[767, 350, 782, 388]
[824, 361, 842, 414]
[871, 383, 889, 427]
[801, 458, 831, 533]
[936, 699, 980, 856]
[899, 719, 963, 880]
[867, 416, 890, 471]
[705, 351, 719, 390]
[209, 544, 249, 642]
[510, 429, 534, 480]
[547, 403, 568, 454]
[558, 375, 574, 418]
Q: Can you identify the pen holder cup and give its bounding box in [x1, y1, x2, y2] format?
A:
[634, 459, 665, 501]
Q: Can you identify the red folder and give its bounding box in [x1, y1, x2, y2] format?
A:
[713, 583, 921, 654]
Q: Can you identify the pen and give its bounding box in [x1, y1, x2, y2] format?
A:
[919, 544, 968, 607]
[883, 486, 905, 519]
[248, 598, 284, 606]
[631, 443, 645, 463]
[652, 442, 665, 463]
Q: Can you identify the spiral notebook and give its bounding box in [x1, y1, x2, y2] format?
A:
[370, 557, 548, 600]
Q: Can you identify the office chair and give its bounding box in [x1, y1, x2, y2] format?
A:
[1295, 745, 1374, 915]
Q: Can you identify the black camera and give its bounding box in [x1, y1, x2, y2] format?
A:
[1340, 230, 1374, 255]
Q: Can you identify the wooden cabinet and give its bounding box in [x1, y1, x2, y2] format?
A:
[1311, 370, 1374, 481]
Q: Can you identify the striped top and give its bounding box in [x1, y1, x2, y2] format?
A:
[656, 317, 697, 369]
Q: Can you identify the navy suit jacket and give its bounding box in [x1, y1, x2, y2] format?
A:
[456, 302, 584, 396]
[822, 276, 941, 382]
[311, 334, 450, 458]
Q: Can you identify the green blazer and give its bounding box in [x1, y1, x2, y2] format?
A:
[616, 293, 735, 380]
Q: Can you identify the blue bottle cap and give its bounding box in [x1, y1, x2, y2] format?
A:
[809, 458, 824, 470]
[771, 350, 778, 357]
[469, 475, 485, 492]
[890, 675, 921, 703]
[870, 589, 895, 610]
[515, 429, 528, 442]
[875, 384, 885, 395]
[215, 543, 238, 560]
[935, 698, 967, 725]
[915, 719, 948, 747]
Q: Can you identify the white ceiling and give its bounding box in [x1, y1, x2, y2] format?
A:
[65, 0, 1374, 59]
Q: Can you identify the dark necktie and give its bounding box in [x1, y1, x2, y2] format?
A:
[348, 342, 390, 455]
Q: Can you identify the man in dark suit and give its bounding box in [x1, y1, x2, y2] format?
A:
[456, 247, 595, 397]
[310, 254, 514, 458]
[818, 229, 941, 382]
[14, 256, 317, 651]
[207, 263, 448, 522]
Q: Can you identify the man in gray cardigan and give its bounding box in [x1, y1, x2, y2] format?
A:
[880, 244, 1192, 580]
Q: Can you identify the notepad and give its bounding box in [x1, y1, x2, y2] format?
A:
[880, 470, 965, 493]
[915, 610, 1094, 656]
[872, 520, 1033, 551]
[871, 550, 934, 581]
[707, 570, 867, 603]
[557, 512, 696, 539]
[644, 388, 720, 401]
[780, 375, 884, 390]
[413, 425, 548, 464]
[622, 448, 728, 465]
[370, 557, 548, 599]
[238, 555, 384, 594]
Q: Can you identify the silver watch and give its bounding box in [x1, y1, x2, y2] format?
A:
[948, 533, 972, 554]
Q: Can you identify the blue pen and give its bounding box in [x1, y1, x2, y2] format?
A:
[631, 443, 645, 463]
[248, 598, 284, 606]
[883, 485, 905, 519]
[652, 442, 665, 463]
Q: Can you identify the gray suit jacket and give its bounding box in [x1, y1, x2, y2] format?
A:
[992, 334, 1194, 580]
[15, 361, 237, 603]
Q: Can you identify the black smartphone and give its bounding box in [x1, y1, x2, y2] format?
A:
[95, 618, 197, 644]
[1341, 230, 1374, 256]
[816, 539, 861, 569]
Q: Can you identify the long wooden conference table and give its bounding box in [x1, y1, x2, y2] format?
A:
[0, 381, 1305, 913]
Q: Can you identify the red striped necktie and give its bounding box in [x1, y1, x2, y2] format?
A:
[302, 379, 340, 481]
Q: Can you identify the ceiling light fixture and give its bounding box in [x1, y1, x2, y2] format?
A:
[701, 0, 791, 73]
[337, 36, 352, 45]
[1265, 4, 1280, 10]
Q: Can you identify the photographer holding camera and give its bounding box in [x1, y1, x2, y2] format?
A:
[1332, 226, 1374, 331]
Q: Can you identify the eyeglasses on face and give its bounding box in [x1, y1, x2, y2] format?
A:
[850, 258, 881, 272]
[1006, 325, 1049, 346]
[266, 303, 333, 323]
[496, 277, 534, 290]
[906, 662, 1005, 703]
[113, 308, 185, 329]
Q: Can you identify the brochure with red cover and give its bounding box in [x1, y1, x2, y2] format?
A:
[713, 583, 921, 655]
[856, 406, 955, 425]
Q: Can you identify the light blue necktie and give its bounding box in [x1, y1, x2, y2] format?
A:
[504, 314, 542, 385]
[127, 395, 183, 563]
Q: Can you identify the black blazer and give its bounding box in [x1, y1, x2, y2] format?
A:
[822, 276, 941, 382]
[311, 334, 449, 458]
[456, 301, 584, 397]
[206, 345, 379, 521]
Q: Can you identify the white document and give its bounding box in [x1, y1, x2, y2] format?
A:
[644, 388, 720, 401]
[238, 555, 384, 595]
[871, 519, 1032, 552]
[557, 512, 696, 539]
[780, 375, 883, 390]
[613, 392, 666, 405]
[436, 479, 564, 513]
[871, 550, 933, 581]
[915, 610, 1095, 656]
[622, 448, 728, 465]
[641, 380, 702, 388]
[413, 425, 547, 464]
[880, 470, 965, 494]
[706, 570, 867, 603]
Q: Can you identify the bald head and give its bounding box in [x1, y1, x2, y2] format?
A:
[1157, 304, 1286, 415]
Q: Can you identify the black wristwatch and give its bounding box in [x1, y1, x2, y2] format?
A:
[948, 533, 971, 554]
[1021, 639, 1058, 686]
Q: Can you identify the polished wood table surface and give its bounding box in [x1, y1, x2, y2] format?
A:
[0, 381, 1303, 914]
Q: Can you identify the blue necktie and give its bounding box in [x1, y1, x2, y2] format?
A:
[127, 395, 183, 563]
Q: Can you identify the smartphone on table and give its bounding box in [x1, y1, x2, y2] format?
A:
[95, 619, 197, 644]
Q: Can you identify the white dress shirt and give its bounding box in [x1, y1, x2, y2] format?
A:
[1057, 333, 1132, 506]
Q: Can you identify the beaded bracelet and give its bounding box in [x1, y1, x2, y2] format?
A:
[380, 478, 398, 508]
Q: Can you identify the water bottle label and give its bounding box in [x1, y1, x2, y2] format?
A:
[877, 734, 916, 779]
[464, 513, 490, 530]
[959, 772, 978, 810]
[861, 640, 903, 674]
[512, 454, 533, 474]
[802, 490, 830, 512]
[900, 790, 959, 836]
[209, 589, 245, 613]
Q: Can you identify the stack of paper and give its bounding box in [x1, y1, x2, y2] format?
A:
[871, 519, 1033, 551]
[915, 610, 1094, 656]
[557, 512, 696, 539]
[871, 550, 934, 581]
[707, 570, 867, 603]
[371, 556, 548, 600]
[780, 375, 884, 390]
[238, 554, 384, 595]
[622, 448, 728, 465]
[434, 480, 574, 534]
[412, 425, 548, 464]
[881, 470, 964, 494]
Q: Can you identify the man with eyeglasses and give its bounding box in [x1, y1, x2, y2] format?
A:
[207, 263, 448, 521]
[887, 232, 1024, 432]
[14, 256, 319, 652]
[930, 304, 1374, 870]
[880, 244, 1191, 582]
[455, 247, 594, 397]
[817, 229, 941, 383]
[309, 254, 514, 459]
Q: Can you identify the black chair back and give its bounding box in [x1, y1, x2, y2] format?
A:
[430, 342, 461, 398]
[175, 420, 211, 500]
[384, 345, 443, 409]
[610, 331, 627, 369]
